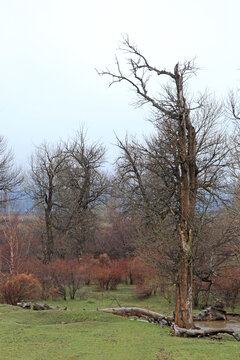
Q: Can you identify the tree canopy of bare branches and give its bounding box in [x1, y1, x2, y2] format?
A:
[0, 136, 23, 207]
[27, 131, 108, 263]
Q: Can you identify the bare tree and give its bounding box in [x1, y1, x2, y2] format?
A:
[0, 136, 23, 209]
[55, 131, 108, 258]
[98, 36, 228, 329]
[0, 213, 32, 275]
[226, 89, 240, 266]
[192, 210, 237, 308]
[27, 142, 67, 263]
[228, 89, 240, 121]
[27, 131, 108, 262]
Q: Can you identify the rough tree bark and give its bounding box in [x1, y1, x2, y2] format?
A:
[174, 66, 197, 329]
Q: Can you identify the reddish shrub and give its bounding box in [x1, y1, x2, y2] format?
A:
[93, 254, 128, 291]
[130, 257, 157, 286]
[212, 268, 240, 310]
[108, 260, 128, 290]
[0, 273, 41, 305]
[129, 257, 159, 297]
[129, 257, 147, 286]
[50, 259, 85, 300]
[98, 253, 111, 267]
[93, 265, 112, 291]
[22, 259, 55, 300]
[79, 254, 97, 285]
[23, 258, 86, 300]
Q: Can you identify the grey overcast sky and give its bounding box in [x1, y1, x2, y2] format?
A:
[0, 0, 239, 167]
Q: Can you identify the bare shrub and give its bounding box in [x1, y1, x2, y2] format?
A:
[0, 273, 41, 305]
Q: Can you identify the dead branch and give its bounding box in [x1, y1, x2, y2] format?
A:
[172, 324, 240, 341]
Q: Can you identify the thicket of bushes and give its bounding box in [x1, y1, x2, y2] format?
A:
[0, 253, 239, 308]
[0, 254, 165, 304]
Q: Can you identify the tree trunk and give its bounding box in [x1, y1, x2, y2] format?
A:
[44, 208, 54, 263]
[174, 135, 196, 329]
[203, 281, 212, 308]
[43, 168, 54, 264]
[174, 68, 197, 329]
[175, 227, 193, 329]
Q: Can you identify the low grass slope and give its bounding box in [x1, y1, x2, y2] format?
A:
[0, 286, 240, 359]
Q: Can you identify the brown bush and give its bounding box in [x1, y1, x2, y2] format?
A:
[92, 254, 128, 291]
[50, 259, 85, 300]
[0, 273, 41, 305]
[22, 259, 55, 300]
[129, 257, 148, 286]
[130, 257, 161, 297]
[212, 269, 240, 311]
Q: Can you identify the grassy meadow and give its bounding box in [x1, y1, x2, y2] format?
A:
[0, 285, 240, 360]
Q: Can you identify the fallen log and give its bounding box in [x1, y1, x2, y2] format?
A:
[17, 302, 31, 309]
[172, 324, 240, 341]
[33, 303, 49, 310]
[96, 306, 240, 341]
[193, 303, 240, 322]
[193, 305, 227, 321]
[226, 313, 240, 321]
[33, 303, 67, 311]
[96, 307, 173, 325]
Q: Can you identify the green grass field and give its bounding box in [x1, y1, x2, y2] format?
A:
[0, 285, 239, 360]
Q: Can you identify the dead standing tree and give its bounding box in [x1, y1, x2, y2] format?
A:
[98, 36, 227, 331]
